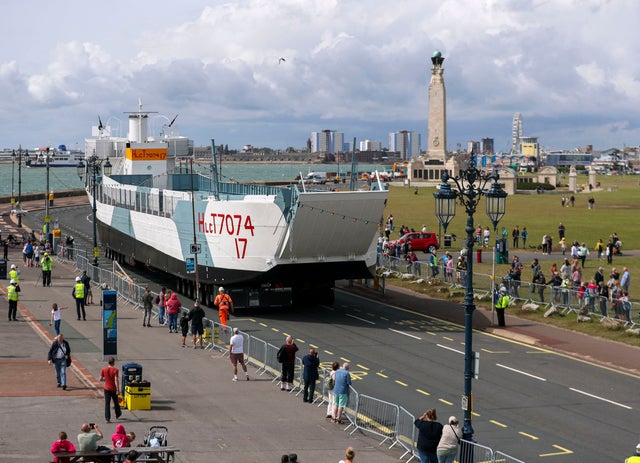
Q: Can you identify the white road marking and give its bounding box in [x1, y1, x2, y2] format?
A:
[496, 364, 547, 381]
[346, 313, 375, 325]
[388, 328, 421, 340]
[437, 344, 464, 355]
[569, 387, 632, 409]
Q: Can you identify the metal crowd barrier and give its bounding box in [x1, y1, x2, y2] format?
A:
[459, 440, 494, 463]
[70, 253, 529, 462]
[378, 253, 639, 327]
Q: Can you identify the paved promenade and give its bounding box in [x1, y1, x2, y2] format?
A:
[0, 202, 400, 463]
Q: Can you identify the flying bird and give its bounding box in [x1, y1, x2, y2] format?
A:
[98, 115, 104, 132]
[278, 57, 286, 64]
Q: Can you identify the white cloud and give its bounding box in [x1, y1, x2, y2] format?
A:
[0, 0, 638, 150]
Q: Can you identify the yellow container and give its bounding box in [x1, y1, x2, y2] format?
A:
[125, 385, 151, 410]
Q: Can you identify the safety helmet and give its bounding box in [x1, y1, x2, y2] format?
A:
[218, 287, 225, 293]
[11, 264, 16, 269]
[10, 279, 16, 284]
[76, 276, 81, 282]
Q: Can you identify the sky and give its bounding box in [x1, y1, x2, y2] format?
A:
[0, 0, 638, 153]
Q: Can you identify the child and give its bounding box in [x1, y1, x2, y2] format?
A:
[112, 424, 134, 448]
[50, 431, 76, 463]
[49, 303, 67, 336]
[180, 311, 190, 347]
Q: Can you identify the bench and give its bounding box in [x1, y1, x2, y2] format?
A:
[53, 446, 179, 463]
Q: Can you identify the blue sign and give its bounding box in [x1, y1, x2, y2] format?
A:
[102, 290, 118, 357]
[186, 257, 195, 274]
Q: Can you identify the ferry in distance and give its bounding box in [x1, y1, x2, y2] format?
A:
[26, 145, 84, 167]
[82, 102, 388, 309]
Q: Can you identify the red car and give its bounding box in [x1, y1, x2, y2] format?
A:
[387, 232, 440, 253]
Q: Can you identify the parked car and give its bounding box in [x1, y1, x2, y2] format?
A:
[387, 232, 440, 253]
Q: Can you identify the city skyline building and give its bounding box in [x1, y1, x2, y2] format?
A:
[511, 112, 522, 154]
[310, 129, 344, 154]
[389, 130, 421, 160]
[359, 139, 383, 152]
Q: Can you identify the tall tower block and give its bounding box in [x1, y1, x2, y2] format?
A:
[427, 51, 446, 162]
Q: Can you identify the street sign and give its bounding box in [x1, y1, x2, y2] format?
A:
[44, 214, 51, 223]
[190, 243, 201, 254]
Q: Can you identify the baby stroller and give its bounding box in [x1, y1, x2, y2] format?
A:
[143, 426, 171, 461]
[144, 425, 168, 447]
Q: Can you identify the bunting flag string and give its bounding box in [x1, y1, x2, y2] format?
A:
[298, 203, 372, 224]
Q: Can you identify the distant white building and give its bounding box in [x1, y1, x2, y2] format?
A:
[389, 130, 421, 160]
[359, 139, 382, 151]
[310, 130, 344, 154]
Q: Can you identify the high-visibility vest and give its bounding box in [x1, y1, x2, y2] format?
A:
[9, 269, 19, 283]
[496, 295, 510, 309]
[7, 284, 18, 302]
[74, 282, 85, 299]
[41, 256, 52, 271]
[215, 294, 231, 310]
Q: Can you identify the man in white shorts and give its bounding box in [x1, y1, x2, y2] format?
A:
[229, 328, 249, 381]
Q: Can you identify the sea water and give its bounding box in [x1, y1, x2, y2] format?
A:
[0, 162, 388, 196]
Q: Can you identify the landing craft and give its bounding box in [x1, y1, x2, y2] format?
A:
[82, 102, 388, 308]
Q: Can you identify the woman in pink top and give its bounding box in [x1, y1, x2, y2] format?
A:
[166, 292, 181, 333]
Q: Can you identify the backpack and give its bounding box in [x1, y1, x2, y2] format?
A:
[276, 345, 285, 363]
[153, 294, 160, 305]
[326, 375, 335, 390]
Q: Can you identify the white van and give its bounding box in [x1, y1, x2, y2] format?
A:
[306, 172, 327, 184]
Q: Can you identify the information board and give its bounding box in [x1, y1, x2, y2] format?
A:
[102, 289, 118, 357]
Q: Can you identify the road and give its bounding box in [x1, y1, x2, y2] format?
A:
[26, 205, 640, 462]
[219, 290, 639, 462]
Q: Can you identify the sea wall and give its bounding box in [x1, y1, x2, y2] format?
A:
[0, 188, 85, 204]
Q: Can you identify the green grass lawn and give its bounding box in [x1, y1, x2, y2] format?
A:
[385, 173, 640, 299]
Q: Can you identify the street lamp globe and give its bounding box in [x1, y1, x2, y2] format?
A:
[433, 180, 457, 233]
[485, 182, 507, 231]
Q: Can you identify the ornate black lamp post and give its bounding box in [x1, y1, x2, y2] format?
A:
[77, 155, 112, 266]
[433, 161, 507, 444]
[11, 150, 15, 206]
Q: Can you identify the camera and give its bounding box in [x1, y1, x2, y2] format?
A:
[90, 423, 95, 429]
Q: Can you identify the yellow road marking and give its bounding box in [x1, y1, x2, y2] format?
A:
[357, 364, 369, 370]
[539, 445, 573, 457]
[438, 398, 453, 405]
[519, 431, 539, 440]
[376, 372, 389, 378]
[490, 420, 507, 428]
[271, 328, 280, 332]
[310, 344, 319, 349]
[323, 350, 334, 355]
[259, 322, 267, 327]
[442, 336, 454, 342]
[340, 357, 351, 363]
[416, 388, 430, 396]
[395, 380, 408, 387]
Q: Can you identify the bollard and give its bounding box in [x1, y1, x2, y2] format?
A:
[477, 249, 482, 263]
